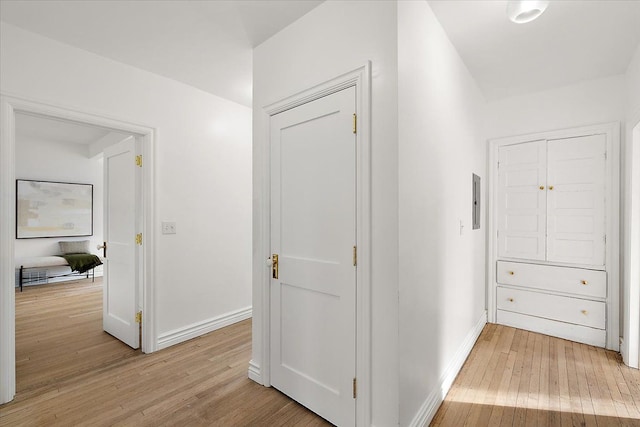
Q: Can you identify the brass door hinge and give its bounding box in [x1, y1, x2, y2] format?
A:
[353, 378, 357, 399]
[272, 254, 279, 279]
[135, 155, 142, 167]
[352, 114, 357, 134]
[135, 311, 142, 324]
[353, 246, 357, 267]
[135, 233, 143, 245]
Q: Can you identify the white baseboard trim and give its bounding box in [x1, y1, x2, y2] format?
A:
[408, 310, 487, 427]
[157, 306, 252, 350]
[248, 359, 262, 384]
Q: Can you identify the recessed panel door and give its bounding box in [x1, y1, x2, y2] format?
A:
[270, 87, 356, 426]
[103, 137, 139, 349]
[547, 134, 606, 266]
[497, 140, 547, 261]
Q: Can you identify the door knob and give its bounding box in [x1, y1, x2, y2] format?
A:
[97, 242, 107, 257]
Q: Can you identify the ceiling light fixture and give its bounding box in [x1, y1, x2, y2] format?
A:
[507, 0, 549, 24]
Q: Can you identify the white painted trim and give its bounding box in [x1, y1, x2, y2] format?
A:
[248, 360, 262, 383]
[0, 93, 157, 404]
[487, 122, 621, 351]
[0, 98, 17, 405]
[623, 119, 640, 368]
[252, 63, 372, 427]
[408, 311, 487, 427]
[157, 307, 252, 350]
[497, 310, 606, 347]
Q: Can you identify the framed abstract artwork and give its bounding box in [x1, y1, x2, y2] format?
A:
[16, 179, 93, 239]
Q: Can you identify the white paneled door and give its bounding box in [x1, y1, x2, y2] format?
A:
[270, 87, 357, 426]
[103, 138, 140, 349]
[497, 140, 547, 261]
[547, 135, 606, 266]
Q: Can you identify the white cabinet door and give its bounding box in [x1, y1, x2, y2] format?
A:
[270, 87, 356, 426]
[497, 140, 547, 261]
[547, 135, 606, 266]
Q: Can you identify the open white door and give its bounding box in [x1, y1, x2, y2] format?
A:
[102, 137, 140, 349]
[270, 86, 357, 426]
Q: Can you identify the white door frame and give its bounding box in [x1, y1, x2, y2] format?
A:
[0, 93, 157, 404]
[487, 122, 620, 351]
[623, 117, 640, 368]
[251, 64, 372, 426]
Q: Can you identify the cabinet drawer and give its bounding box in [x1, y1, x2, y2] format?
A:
[497, 286, 605, 329]
[497, 261, 606, 299]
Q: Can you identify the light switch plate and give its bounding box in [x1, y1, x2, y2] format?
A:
[162, 221, 176, 234]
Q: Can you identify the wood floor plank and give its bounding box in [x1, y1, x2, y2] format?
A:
[0, 279, 329, 427]
[499, 328, 529, 427]
[537, 334, 551, 427]
[606, 350, 640, 420]
[464, 327, 511, 426]
[6, 282, 640, 427]
[565, 342, 586, 426]
[524, 332, 542, 427]
[513, 331, 535, 427]
[430, 325, 640, 427]
[588, 344, 622, 425]
[547, 336, 561, 427]
[571, 341, 597, 427]
[434, 326, 497, 426]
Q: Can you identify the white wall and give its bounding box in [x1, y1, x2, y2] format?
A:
[398, 2, 487, 425]
[627, 44, 640, 125]
[14, 135, 104, 261]
[483, 74, 626, 139]
[1, 23, 252, 343]
[252, 1, 399, 425]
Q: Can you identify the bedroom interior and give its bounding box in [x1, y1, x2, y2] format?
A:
[12, 112, 142, 392]
[1, 1, 640, 426]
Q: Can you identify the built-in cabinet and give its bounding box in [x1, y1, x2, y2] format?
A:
[489, 123, 619, 349]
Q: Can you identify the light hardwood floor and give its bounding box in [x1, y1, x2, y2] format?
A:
[1, 279, 329, 426]
[432, 323, 640, 427]
[5, 280, 640, 426]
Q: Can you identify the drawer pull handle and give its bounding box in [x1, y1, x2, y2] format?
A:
[508, 271, 514, 275]
[549, 185, 555, 190]
[581, 310, 588, 315]
[539, 185, 545, 190]
[508, 298, 514, 302]
[581, 280, 588, 285]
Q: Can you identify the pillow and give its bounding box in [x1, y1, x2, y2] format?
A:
[59, 240, 90, 255]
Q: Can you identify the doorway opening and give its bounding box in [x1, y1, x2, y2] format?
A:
[0, 95, 156, 404]
[13, 112, 139, 394]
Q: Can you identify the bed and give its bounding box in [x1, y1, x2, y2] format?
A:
[16, 254, 102, 292]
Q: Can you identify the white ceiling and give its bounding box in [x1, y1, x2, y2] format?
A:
[428, 0, 640, 101]
[2, 1, 639, 105]
[0, 0, 323, 107]
[15, 113, 130, 145]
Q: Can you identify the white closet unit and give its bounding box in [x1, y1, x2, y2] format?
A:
[488, 123, 620, 350]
